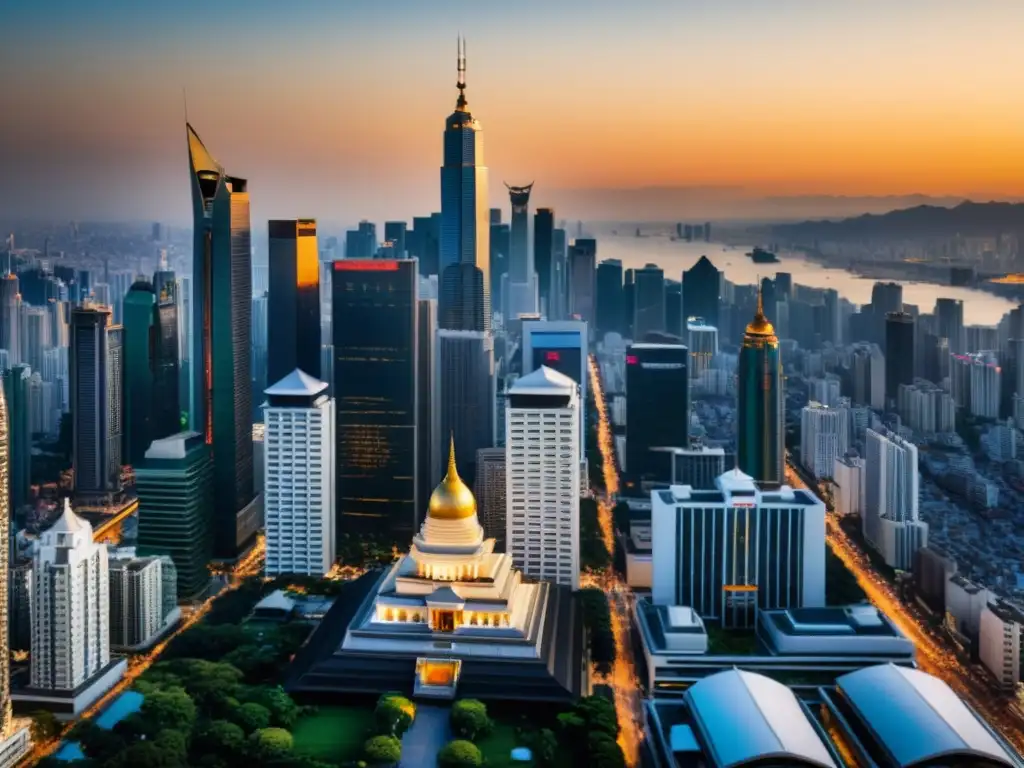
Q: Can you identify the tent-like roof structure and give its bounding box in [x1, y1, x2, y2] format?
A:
[509, 365, 576, 395]
[685, 669, 837, 768]
[265, 368, 328, 397]
[836, 664, 1017, 767]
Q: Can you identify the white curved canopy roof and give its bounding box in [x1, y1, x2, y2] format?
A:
[685, 669, 837, 768]
[837, 664, 1016, 767]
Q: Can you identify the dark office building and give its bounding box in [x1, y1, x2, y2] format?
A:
[935, 297, 965, 355]
[410, 214, 441, 276]
[626, 343, 689, 484]
[345, 221, 377, 259]
[268, 219, 321, 385]
[332, 259, 419, 539]
[737, 293, 783, 486]
[489, 223, 509, 317]
[123, 281, 180, 465]
[595, 259, 624, 336]
[552, 228, 568, 320]
[384, 221, 408, 257]
[567, 240, 597, 325]
[187, 122, 256, 560]
[416, 298, 438, 529]
[534, 208, 555, 318]
[666, 281, 682, 339]
[633, 264, 666, 340]
[885, 312, 915, 408]
[71, 305, 124, 502]
[489, 208, 501, 225]
[872, 282, 903, 315]
[775, 272, 792, 299]
[682, 255, 721, 328]
[2, 365, 30, 512]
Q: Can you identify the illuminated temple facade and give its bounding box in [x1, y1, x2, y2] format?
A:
[288, 440, 585, 703]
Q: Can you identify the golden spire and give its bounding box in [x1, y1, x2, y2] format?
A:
[745, 280, 777, 339]
[428, 434, 477, 520]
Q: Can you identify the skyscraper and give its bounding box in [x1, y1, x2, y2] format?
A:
[682, 256, 721, 329]
[595, 259, 624, 337]
[885, 311, 915, 409]
[935, 297, 965, 355]
[384, 221, 408, 258]
[800, 403, 848, 480]
[737, 289, 784, 486]
[521, 319, 588, 445]
[474, 447, 506, 549]
[625, 343, 689, 484]
[0, 384, 11, 737]
[436, 330, 494, 484]
[417, 298, 439, 527]
[864, 429, 927, 571]
[268, 219, 321, 383]
[1, 366, 30, 513]
[0, 274, 20, 365]
[534, 208, 555, 318]
[633, 264, 666, 340]
[504, 182, 536, 319]
[439, 38, 490, 332]
[332, 259, 419, 538]
[187, 123, 257, 559]
[71, 306, 123, 503]
[567, 239, 596, 324]
[506, 366, 581, 589]
[264, 370, 336, 577]
[552, 227, 568, 320]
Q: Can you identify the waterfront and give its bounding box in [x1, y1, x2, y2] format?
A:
[591, 231, 1017, 326]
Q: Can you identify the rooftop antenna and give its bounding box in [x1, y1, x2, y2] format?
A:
[455, 35, 468, 110]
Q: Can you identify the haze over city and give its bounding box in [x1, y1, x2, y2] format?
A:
[4, 0, 1024, 224]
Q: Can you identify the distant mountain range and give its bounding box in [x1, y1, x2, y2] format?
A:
[773, 201, 1024, 240]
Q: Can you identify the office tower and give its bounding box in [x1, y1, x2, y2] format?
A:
[0, 384, 10, 737]
[123, 281, 180, 465]
[682, 256, 721, 329]
[135, 432, 214, 599]
[800, 403, 848, 480]
[809, 375, 841, 408]
[46, 298, 69, 349]
[2, 366, 30, 513]
[872, 282, 903, 315]
[0, 274, 19, 365]
[626, 343, 689, 483]
[852, 343, 886, 410]
[595, 259, 624, 337]
[686, 320, 718, 381]
[30, 500, 114, 697]
[822, 288, 840, 345]
[665, 281, 682, 338]
[410, 214, 441, 277]
[264, 370, 336, 577]
[646, 445, 727, 489]
[177, 275, 192, 428]
[737, 290, 784, 486]
[333, 259, 418, 538]
[439, 39, 490, 332]
[774, 272, 792, 298]
[951, 352, 1001, 419]
[417, 298, 438, 527]
[22, 306, 48, 374]
[344, 221, 377, 259]
[567, 239, 596, 324]
[534, 208, 555, 318]
[832, 454, 865, 517]
[504, 183, 537, 320]
[506, 366, 581, 589]
[10, 561, 32, 654]
[384, 221, 408, 258]
[108, 554, 164, 649]
[521, 319, 588, 428]
[436, 330, 494, 484]
[187, 122, 257, 560]
[651, 469, 826, 628]
[489, 222, 509, 317]
[70, 306, 123, 502]
[935, 298, 965, 354]
[474, 447, 506, 549]
[268, 219, 321, 384]
[898, 381, 955, 434]
[153, 267, 176, 304]
[251, 293, 268, 422]
[885, 311, 915, 408]
[551, 227, 568, 320]
[864, 429, 927, 571]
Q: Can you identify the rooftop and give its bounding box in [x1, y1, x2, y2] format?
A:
[265, 368, 329, 397]
[509, 365, 576, 395]
[763, 606, 902, 637]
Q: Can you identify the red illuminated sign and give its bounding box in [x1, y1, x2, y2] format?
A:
[626, 355, 638, 365]
[333, 260, 399, 271]
[545, 351, 561, 362]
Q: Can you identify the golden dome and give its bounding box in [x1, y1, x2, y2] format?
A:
[745, 285, 777, 338]
[428, 437, 477, 520]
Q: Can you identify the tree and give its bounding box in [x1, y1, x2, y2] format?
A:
[579, 498, 612, 571]
[231, 702, 272, 734]
[586, 732, 626, 768]
[577, 589, 616, 675]
[450, 699, 491, 741]
[70, 721, 125, 763]
[574, 696, 619, 739]
[139, 688, 197, 734]
[248, 728, 294, 762]
[190, 720, 246, 761]
[374, 692, 415, 737]
[528, 728, 559, 767]
[29, 710, 61, 743]
[240, 686, 300, 729]
[437, 740, 483, 768]
[154, 730, 188, 766]
[363, 734, 402, 766]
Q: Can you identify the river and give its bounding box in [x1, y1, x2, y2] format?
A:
[591, 232, 1016, 326]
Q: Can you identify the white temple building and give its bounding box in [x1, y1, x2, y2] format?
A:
[289, 439, 585, 703]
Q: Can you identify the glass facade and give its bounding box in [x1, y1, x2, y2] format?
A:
[737, 297, 784, 486]
[268, 219, 321, 384]
[625, 344, 690, 484]
[682, 255, 721, 328]
[534, 209, 555, 318]
[332, 259, 419, 539]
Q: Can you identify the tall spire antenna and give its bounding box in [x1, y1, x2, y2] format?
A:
[455, 35, 468, 110]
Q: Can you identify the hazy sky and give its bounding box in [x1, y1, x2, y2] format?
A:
[3, 0, 1024, 224]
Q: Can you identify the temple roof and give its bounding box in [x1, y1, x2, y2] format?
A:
[428, 437, 477, 521]
[265, 368, 328, 397]
[510, 365, 576, 395]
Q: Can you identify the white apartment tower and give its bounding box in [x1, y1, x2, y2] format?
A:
[800, 402, 848, 480]
[263, 370, 336, 577]
[506, 366, 581, 589]
[31, 499, 110, 691]
[108, 555, 164, 650]
[863, 429, 927, 571]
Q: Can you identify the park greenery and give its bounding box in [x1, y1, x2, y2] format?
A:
[577, 587, 617, 676]
[579, 497, 612, 571]
[438, 739, 484, 768]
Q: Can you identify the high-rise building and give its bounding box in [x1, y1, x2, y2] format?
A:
[800, 403, 848, 480]
[268, 219, 321, 384]
[737, 291, 784, 486]
[851, 343, 886, 410]
[885, 311, 915, 408]
[474, 447, 506, 549]
[626, 343, 689, 484]
[436, 330, 494, 484]
[30, 500, 119, 707]
[417, 298, 438, 529]
[70, 306, 123, 502]
[332, 259, 418, 538]
[567, 239, 596, 324]
[108, 554, 164, 650]
[595, 259, 624, 337]
[251, 293, 268, 422]
[651, 469, 826, 628]
[439, 39, 490, 332]
[187, 123, 256, 560]
[833, 454, 865, 517]
[686, 321, 718, 381]
[951, 352, 1002, 419]
[506, 367, 580, 589]
[682, 256, 720, 329]
[489, 221, 509, 317]
[410, 214, 441, 277]
[935, 298, 965, 355]
[0, 274, 21, 365]
[135, 432, 214, 599]
[384, 221, 408, 258]
[534, 208, 555, 318]
[864, 429, 927, 571]
[264, 370, 336, 577]
[345, 221, 377, 259]
[1, 366, 30, 513]
[551, 227, 568, 320]
[633, 264, 666, 340]
[0, 384, 12, 737]
[504, 183, 537, 319]
[665, 281, 682, 339]
[21, 306, 48, 375]
[521, 320, 588, 445]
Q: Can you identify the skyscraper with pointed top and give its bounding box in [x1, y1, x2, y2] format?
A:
[737, 286, 784, 486]
[439, 37, 491, 332]
[187, 123, 258, 560]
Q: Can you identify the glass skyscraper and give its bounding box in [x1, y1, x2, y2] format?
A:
[268, 218, 321, 384]
[737, 290, 784, 486]
[625, 343, 689, 486]
[682, 255, 721, 328]
[187, 123, 257, 559]
[534, 208, 555, 318]
[439, 38, 490, 332]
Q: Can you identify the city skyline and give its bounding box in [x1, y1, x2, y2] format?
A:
[4, 1, 1024, 223]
